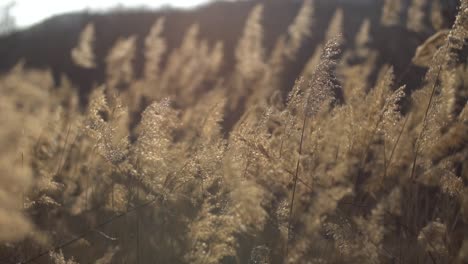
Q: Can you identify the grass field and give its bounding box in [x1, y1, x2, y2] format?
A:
[0, 0, 467, 263]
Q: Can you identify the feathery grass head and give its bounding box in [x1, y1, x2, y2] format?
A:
[144, 18, 166, 81]
[235, 4, 265, 81]
[71, 23, 96, 69]
[381, 0, 403, 26]
[305, 37, 342, 117]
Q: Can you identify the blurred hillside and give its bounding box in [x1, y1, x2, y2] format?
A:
[0, 0, 458, 101]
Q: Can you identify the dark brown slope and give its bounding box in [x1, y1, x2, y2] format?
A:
[0, 0, 459, 99]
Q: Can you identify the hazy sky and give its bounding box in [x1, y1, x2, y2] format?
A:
[10, 0, 211, 28]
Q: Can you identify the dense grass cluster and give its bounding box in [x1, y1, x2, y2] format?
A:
[0, 0, 467, 263]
